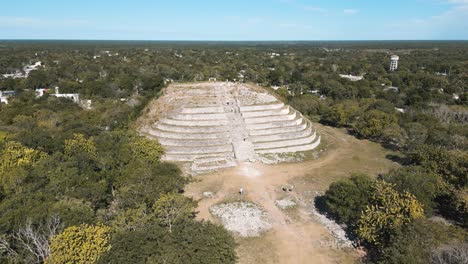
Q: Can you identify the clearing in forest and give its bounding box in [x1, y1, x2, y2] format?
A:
[139, 82, 399, 264]
[138, 82, 320, 175]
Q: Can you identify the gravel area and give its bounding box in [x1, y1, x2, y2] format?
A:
[310, 192, 353, 248]
[275, 197, 297, 209]
[210, 202, 272, 237]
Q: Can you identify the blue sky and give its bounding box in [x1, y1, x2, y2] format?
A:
[0, 0, 467, 40]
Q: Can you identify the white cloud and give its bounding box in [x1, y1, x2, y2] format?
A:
[447, 0, 468, 4]
[343, 9, 359, 14]
[384, 2, 468, 39]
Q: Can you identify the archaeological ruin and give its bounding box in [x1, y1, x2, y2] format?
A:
[140, 82, 320, 174]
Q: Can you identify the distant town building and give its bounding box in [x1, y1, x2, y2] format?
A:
[339, 74, 364, 81]
[390, 55, 399, 71]
[35, 88, 49, 97]
[2, 61, 42, 79]
[0, 90, 16, 104]
[51, 87, 80, 103]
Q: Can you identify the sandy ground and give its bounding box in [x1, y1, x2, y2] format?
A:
[185, 124, 399, 264]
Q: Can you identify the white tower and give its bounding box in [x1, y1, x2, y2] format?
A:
[390, 55, 399, 71]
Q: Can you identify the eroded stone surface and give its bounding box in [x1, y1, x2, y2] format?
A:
[210, 202, 272, 237]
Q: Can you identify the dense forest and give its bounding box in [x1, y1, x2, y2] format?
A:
[0, 40, 467, 263]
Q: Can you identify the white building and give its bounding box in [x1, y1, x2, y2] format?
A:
[339, 74, 364, 81]
[390, 55, 399, 71]
[0, 90, 16, 104]
[51, 87, 80, 103]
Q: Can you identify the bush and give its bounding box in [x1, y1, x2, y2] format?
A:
[321, 174, 374, 226]
[382, 166, 445, 216]
[99, 221, 237, 264]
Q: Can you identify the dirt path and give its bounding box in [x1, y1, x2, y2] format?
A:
[185, 124, 399, 264]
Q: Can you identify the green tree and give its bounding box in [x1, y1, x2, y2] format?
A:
[153, 193, 197, 233]
[407, 145, 467, 188]
[64, 133, 97, 159]
[0, 141, 47, 194]
[47, 224, 111, 264]
[130, 136, 164, 164]
[354, 109, 398, 139]
[321, 174, 374, 225]
[357, 181, 424, 248]
[382, 166, 445, 216]
[99, 221, 237, 264]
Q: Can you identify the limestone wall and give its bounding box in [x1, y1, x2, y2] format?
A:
[157, 137, 231, 147]
[155, 123, 228, 133]
[246, 118, 303, 131]
[244, 111, 296, 124]
[250, 127, 314, 142]
[241, 106, 289, 118]
[148, 129, 230, 139]
[161, 118, 228, 126]
[171, 113, 227, 120]
[256, 136, 321, 154]
[165, 144, 233, 154]
[253, 132, 317, 150]
[239, 102, 284, 112]
[181, 106, 224, 114]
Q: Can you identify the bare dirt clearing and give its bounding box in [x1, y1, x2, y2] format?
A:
[185, 123, 399, 264]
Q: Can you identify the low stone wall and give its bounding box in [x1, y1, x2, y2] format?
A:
[171, 113, 227, 120]
[148, 129, 230, 140]
[165, 144, 233, 154]
[241, 106, 289, 118]
[253, 132, 316, 150]
[161, 118, 228, 126]
[156, 123, 229, 133]
[181, 106, 224, 114]
[246, 118, 303, 131]
[244, 111, 296, 124]
[157, 137, 231, 147]
[240, 102, 284, 112]
[256, 136, 321, 154]
[250, 126, 313, 142]
[164, 152, 235, 162]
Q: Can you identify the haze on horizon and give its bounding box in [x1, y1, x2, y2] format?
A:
[1, 0, 468, 41]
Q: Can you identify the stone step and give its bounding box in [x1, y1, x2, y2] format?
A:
[244, 111, 296, 124]
[147, 129, 230, 140]
[191, 156, 237, 173]
[256, 136, 321, 154]
[240, 102, 284, 112]
[170, 113, 227, 120]
[180, 106, 224, 114]
[246, 117, 303, 131]
[250, 126, 314, 142]
[158, 137, 231, 147]
[160, 118, 229, 126]
[191, 162, 237, 174]
[155, 123, 229, 133]
[193, 156, 233, 164]
[164, 144, 233, 154]
[241, 106, 290, 118]
[248, 120, 306, 135]
[253, 131, 317, 150]
[164, 152, 235, 162]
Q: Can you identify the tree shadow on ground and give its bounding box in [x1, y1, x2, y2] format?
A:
[385, 154, 409, 165]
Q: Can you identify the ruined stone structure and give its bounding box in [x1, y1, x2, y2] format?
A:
[141, 82, 320, 174]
